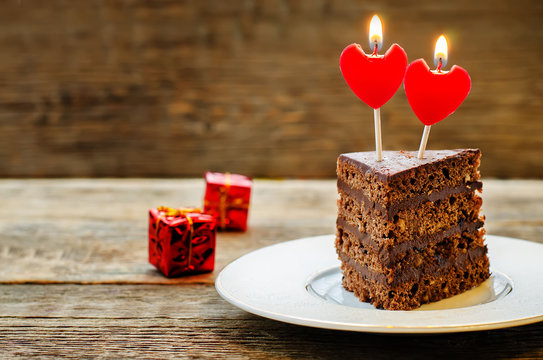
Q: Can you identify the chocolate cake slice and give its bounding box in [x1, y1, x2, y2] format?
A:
[336, 149, 490, 310]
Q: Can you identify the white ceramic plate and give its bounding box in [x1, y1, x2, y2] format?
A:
[215, 235, 543, 333]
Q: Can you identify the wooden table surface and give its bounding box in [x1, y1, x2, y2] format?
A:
[1, 179, 542, 359]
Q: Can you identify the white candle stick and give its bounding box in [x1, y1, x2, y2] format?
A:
[417, 125, 431, 159]
[373, 108, 382, 161]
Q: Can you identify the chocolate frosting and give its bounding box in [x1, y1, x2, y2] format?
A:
[339, 149, 480, 183]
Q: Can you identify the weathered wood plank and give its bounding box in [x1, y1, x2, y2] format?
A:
[0, 1, 541, 178]
[0, 179, 541, 284]
[0, 180, 542, 358]
[0, 179, 336, 283]
[0, 285, 542, 359]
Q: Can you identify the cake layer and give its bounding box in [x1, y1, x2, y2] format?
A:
[337, 149, 481, 210]
[337, 190, 483, 244]
[337, 177, 482, 219]
[341, 254, 490, 310]
[336, 217, 484, 263]
[336, 225, 486, 273]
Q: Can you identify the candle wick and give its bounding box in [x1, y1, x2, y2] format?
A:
[436, 58, 443, 73]
[372, 43, 378, 56]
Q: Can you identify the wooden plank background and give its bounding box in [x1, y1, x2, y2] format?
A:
[0, 0, 541, 178]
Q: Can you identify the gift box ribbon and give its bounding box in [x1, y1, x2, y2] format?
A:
[204, 172, 249, 229]
[155, 206, 201, 267]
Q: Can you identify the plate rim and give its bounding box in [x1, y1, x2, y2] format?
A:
[215, 234, 543, 334]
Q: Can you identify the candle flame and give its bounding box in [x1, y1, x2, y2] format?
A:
[434, 35, 448, 69]
[369, 15, 383, 53]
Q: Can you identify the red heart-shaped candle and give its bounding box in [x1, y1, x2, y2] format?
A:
[404, 59, 471, 126]
[340, 43, 408, 109]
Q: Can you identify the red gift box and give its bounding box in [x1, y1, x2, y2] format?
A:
[204, 172, 252, 231]
[149, 206, 216, 277]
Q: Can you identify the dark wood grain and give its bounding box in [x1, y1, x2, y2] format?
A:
[0, 1, 541, 178]
[0, 179, 541, 284]
[0, 179, 542, 358]
[1, 285, 542, 360]
[0, 179, 336, 283]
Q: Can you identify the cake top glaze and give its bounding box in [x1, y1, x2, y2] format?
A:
[339, 149, 480, 181]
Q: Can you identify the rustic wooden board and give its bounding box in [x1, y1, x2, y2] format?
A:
[1, 285, 542, 359]
[0, 179, 337, 283]
[0, 1, 541, 178]
[0, 179, 541, 284]
[0, 179, 542, 358]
